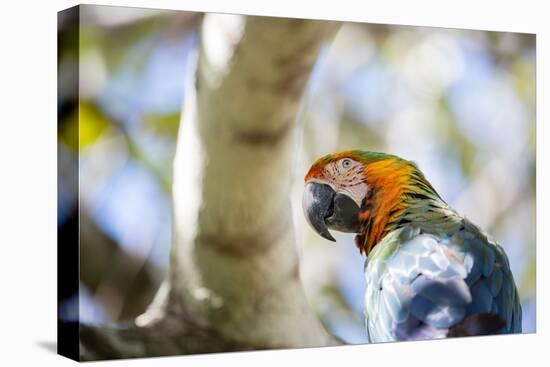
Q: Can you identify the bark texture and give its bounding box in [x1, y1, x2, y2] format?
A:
[80, 14, 340, 360]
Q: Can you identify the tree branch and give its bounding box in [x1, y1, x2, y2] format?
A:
[79, 210, 162, 320]
[80, 14, 341, 359]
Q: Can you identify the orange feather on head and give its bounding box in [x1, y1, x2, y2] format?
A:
[304, 150, 427, 255]
[360, 158, 415, 254]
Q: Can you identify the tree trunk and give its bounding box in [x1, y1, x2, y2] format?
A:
[80, 14, 340, 360]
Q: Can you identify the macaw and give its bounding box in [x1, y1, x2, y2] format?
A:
[302, 150, 521, 342]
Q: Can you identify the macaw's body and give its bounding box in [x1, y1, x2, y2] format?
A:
[302, 150, 521, 342]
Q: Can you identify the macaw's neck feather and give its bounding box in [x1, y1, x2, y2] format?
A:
[356, 156, 455, 256]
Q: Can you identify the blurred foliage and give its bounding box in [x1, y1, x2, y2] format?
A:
[58, 6, 536, 341]
[143, 112, 181, 137]
[58, 102, 109, 151]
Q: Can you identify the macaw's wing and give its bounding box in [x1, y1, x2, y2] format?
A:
[364, 222, 522, 343]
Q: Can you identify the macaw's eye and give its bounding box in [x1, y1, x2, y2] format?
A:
[342, 159, 352, 169]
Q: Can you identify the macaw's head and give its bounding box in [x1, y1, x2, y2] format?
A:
[302, 150, 442, 255]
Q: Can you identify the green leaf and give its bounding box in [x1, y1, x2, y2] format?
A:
[59, 102, 109, 152]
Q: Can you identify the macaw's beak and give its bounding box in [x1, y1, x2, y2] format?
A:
[302, 182, 361, 242]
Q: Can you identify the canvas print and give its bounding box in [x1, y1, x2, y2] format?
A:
[57, 4, 536, 361]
